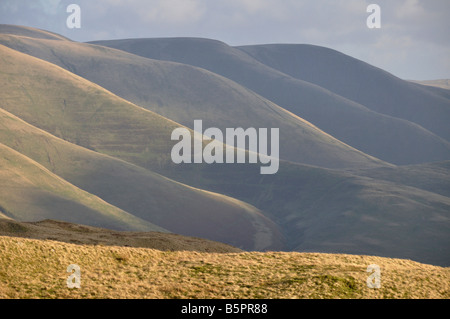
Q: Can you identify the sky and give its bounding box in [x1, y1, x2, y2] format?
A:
[0, 0, 449, 80]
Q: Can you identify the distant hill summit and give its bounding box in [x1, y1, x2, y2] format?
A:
[0, 24, 69, 41]
[409, 79, 450, 90]
[91, 37, 450, 165]
[237, 44, 450, 142]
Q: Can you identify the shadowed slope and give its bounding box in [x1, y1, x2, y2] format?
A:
[238, 44, 450, 142]
[0, 110, 283, 251]
[0, 219, 242, 253]
[92, 37, 450, 165]
[0, 30, 449, 265]
[0, 47, 283, 251]
[348, 161, 450, 198]
[0, 142, 166, 232]
[0, 32, 386, 169]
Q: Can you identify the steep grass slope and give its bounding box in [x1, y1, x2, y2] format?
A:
[349, 161, 450, 198]
[0, 24, 69, 41]
[0, 109, 282, 251]
[0, 28, 448, 265]
[92, 37, 450, 165]
[238, 44, 450, 142]
[0, 143, 165, 232]
[0, 32, 387, 169]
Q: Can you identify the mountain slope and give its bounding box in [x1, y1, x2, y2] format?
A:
[0, 33, 386, 169]
[0, 110, 282, 251]
[0, 47, 283, 251]
[237, 44, 450, 142]
[0, 142, 165, 232]
[0, 28, 449, 265]
[0, 24, 69, 41]
[90, 37, 450, 165]
[166, 161, 450, 266]
[349, 161, 450, 198]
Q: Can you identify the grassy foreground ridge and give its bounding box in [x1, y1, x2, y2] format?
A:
[0, 235, 448, 299]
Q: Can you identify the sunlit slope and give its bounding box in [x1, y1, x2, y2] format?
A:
[0, 143, 165, 232]
[93, 37, 450, 165]
[0, 24, 69, 41]
[0, 43, 449, 264]
[0, 43, 178, 168]
[0, 31, 449, 265]
[0, 109, 282, 251]
[238, 44, 450, 142]
[0, 32, 386, 169]
[0, 236, 448, 299]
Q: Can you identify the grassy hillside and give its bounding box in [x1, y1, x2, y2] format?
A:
[0, 27, 448, 266]
[2, 106, 449, 267]
[91, 37, 450, 165]
[1, 42, 449, 264]
[0, 43, 178, 168]
[0, 236, 448, 299]
[0, 108, 282, 251]
[0, 32, 387, 169]
[0, 219, 241, 253]
[0, 142, 165, 232]
[0, 24, 69, 41]
[238, 44, 450, 142]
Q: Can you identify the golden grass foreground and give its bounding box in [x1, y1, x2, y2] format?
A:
[0, 235, 448, 299]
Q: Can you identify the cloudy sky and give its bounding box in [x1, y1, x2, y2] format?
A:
[1, 0, 449, 80]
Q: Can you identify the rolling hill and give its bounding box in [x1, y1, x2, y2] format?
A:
[0, 30, 386, 170]
[0, 106, 283, 251]
[349, 161, 450, 198]
[90, 37, 450, 165]
[0, 25, 449, 266]
[237, 44, 450, 142]
[0, 142, 165, 232]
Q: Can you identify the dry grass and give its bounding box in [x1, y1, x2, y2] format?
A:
[0, 235, 448, 299]
[0, 219, 241, 253]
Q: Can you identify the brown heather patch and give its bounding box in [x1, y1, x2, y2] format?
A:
[0, 236, 448, 299]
